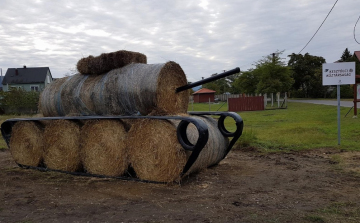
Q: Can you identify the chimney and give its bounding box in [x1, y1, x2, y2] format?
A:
[23, 65, 26, 68]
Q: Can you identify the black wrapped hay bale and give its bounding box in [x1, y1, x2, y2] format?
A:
[180, 116, 229, 174]
[40, 61, 189, 116]
[127, 119, 187, 183]
[127, 116, 229, 183]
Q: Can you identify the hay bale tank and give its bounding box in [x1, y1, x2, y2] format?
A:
[1, 51, 243, 183]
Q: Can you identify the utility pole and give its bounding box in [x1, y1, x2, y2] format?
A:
[272, 53, 276, 64]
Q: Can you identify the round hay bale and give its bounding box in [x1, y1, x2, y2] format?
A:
[39, 77, 68, 116]
[9, 121, 43, 166]
[127, 119, 187, 183]
[80, 119, 128, 176]
[127, 116, 229, 182]
[39, 61, 189, 117]
[76, 50, 147, 75]
[43, 120, 81, 171]
[181, 116, 229, 174]
[153, 62, 189, 115]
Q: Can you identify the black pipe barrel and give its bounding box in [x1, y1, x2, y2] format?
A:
[175, 67, 240, 93]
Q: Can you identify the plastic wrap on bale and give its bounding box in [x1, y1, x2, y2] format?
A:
[39, 61, 189, 117]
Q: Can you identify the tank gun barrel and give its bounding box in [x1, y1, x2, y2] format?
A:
[175, 67, 240, 93]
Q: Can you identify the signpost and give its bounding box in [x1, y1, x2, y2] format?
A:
[322, 62, 356, 145]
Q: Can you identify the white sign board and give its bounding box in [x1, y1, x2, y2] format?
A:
[357, 84, 360, 99]
[322, 62, 355, 86]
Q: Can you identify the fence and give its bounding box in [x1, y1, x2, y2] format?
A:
[189, 92, 287, 111]
[215, 94, 241, 101]
[228, 96, 264, 112]
[264, 92, 288, 108]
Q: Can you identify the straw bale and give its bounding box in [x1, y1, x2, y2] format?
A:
[76, 50, 147, 75]
[39, 61, 188, 117]
[153, 61, 189, 115]
[76, 56, 93, 75]
[60, 74, 97, 116]
[80, 119, 128, 176]
[39, 77, 68, 117]
[43, 120, 81, 171]
[9, 121, 43, 166]
[127, 116, 229, 182]
[78, 74, 103, 114]
[127, 119, 187, 183]
[181, 116, 229, 174]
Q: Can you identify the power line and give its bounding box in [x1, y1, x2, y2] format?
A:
[354, 15, 360, 44]
[298, 0, 339, 54]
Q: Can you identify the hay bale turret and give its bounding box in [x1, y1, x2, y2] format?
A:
[40, 61, 189, 117]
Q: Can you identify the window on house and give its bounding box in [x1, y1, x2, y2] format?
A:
[31, 86, 39, 91]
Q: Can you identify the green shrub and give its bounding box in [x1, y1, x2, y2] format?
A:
[0, 89, 40, 115]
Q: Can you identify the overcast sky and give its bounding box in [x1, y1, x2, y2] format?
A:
[0, 0, 359, 82]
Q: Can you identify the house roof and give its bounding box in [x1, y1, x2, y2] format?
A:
[2, 67, 51, 85]
[354, 51, 360, 61]
[193, 88, 216, 95]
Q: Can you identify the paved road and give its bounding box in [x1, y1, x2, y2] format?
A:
[288, 99, 360, 108]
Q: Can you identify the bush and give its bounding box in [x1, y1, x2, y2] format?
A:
[0, 89, 40, 114]
[330, 85, 354, 99]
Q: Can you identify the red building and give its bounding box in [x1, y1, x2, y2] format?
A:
[192, 88, 216, 103]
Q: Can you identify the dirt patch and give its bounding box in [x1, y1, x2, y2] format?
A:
[1, 148, 360, 223]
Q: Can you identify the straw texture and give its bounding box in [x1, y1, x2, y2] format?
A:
[127, 119, 187, 183]
[9, 121, 44, 166]
[39, 61, 189, 117]
[80, 119, 128, 176]
[127, 116, 228, 182]
[77, 50, 147, 75]
[43, 120, 81, 171]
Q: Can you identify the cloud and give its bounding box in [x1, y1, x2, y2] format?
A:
[0, 0, 359, 82]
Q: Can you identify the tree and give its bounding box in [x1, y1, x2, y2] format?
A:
[63, 67, 78, 77]
[253, 51, 294, 94]
[337, 48, 358, 98]
[231, 51, 293, 95]
[287, 53, 326, 98]
[202, 72, 240, 94]
[340, 48, 352, 62]
[232, 69, 259, 94]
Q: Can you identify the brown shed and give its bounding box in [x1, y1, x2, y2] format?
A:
[192, 88, 216, 103]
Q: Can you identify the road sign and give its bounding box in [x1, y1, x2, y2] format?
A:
[322, 62, 356, 145]
[322, 62, 355, 86]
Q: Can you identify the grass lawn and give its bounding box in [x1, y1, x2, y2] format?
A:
[189, 102, 360, 151]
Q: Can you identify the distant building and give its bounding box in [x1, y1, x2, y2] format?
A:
[192, 88, 216, 103]
[2, 66, 53, 92]
[0, 76, 4, 91]
[192, 85, 202, 92]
